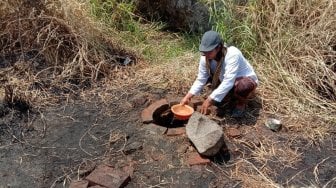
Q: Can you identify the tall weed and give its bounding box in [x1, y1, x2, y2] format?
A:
[206, 0, 257, 57]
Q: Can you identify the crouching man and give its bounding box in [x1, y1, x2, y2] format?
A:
[180, 30, 258, 118]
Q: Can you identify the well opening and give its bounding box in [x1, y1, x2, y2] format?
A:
[152, 103, 188, 128]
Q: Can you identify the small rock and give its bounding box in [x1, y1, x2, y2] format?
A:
[141, 99, 168, 124]
[177, 144, 188, 154]
[123, 142, 143, 155]
[186, 152, 211, 166]
[86, 165, 132, 188]
[130, 94, 148, 108]
[151, 151, 165, 161]
[166, 127, 186, 136]
[69, 180, 89, 188]
[226, 128, 241, 138]
[265, 118, 282, 132]
[143, 123, 167, 135]
[186, 112, 224, 156]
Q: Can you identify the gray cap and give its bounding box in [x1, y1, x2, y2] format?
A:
[199, 30, 222, 52]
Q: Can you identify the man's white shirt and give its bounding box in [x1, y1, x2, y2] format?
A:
[189, 46, 258, 102]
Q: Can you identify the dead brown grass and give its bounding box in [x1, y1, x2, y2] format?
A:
[210, 1, 336, 187]
[246, 0, 336, 140]
[0, 0, 138, 108]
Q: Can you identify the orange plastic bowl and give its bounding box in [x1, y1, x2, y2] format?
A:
[171, 104, 194, 120]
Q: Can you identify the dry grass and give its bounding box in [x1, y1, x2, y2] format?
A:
[1, 0, 336, 187]
[234, 0, 336, 143]
[0, 0, 138, 108]
[207, 1, 336, 187]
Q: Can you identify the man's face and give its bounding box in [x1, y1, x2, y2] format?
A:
[201, 46, 220, 59]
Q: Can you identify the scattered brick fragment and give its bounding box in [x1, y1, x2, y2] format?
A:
[227, 128, 241, 138]
[69, 180, 89, 188]
[86, 165, 132, 188]
[186, 152, 211, 166]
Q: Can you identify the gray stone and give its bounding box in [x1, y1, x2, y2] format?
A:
[186, 112, 224, 156]
[143, 123, 167, 135]
[124, 141, 143, 155]
[265, 118, 282, 132]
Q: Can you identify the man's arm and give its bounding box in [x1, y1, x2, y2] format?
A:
[181, 92, 194, 105]
[188, 56, 210, 96]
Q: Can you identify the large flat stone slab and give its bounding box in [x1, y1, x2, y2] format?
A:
[186, 112, 224, 156]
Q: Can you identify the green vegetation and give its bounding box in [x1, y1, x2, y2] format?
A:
[90, 0, 137, 31]
[207, 0, 257, 57]
[89, 0, 200, 63]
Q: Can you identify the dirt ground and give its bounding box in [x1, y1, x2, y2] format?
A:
[0, 87, 335, 188]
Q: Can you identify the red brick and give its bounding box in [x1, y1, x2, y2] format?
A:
[227, 128, 241, 138]
[85, 165, 132, 188]
[166, 127, 186, 136]
[186, 152, 210, 166]
[141, 99, 168, 123]
[88, 186, 105, 188]
[69, 180, 89, 188]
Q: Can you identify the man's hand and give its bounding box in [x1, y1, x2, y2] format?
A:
[180, 93, 193, 105]
[200, 97, 213, 114]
